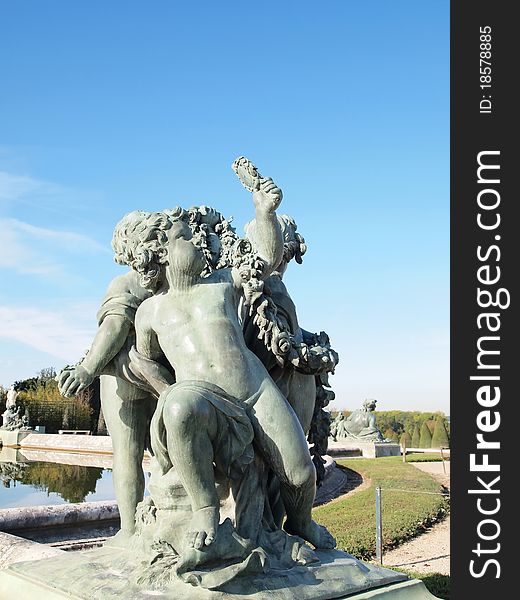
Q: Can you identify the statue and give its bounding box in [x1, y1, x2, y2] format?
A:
[58, 159, 335, 588]
[0, 158, 437, 599]
[331, 399, 384, 442]
[6, 385, 18, 409]
[1, 404, 31, 431]
[2, 405, 19, 429]
[127, 178, 331, 528]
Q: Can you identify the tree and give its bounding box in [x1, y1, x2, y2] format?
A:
[419, 421, 433, 448]
[0, 385, 6, 412]
[425, 419, 436, 434]
[412, 425, 421, 448]
[384, 428, 399, 443]
[400, 431, 412, 449]
[37, 367, 57, 381]
[431, 417, 450, 448]
[14, 377, 39, 392]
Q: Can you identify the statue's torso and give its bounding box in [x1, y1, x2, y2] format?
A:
[152, 278, 266, 400]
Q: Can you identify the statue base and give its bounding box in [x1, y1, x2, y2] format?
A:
[328, 440, 401, 458]
[0, 544, 440, 599]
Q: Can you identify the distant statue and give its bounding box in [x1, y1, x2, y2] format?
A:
[330, 411, 349, 440]
[2, 405, 19, 428]
[6, 385, 18, 409]
[1, 404, 31, 431]
[331, 399, 384, 442]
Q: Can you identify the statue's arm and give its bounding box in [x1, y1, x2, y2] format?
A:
[132, 301, 175, 395]
[135, 302, 162, 361]
[232, 179, 284, 287]
[58, 276, 135, 397]
[83, 315, 131, 377]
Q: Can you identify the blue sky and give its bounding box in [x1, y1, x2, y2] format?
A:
[0, 1, 449, 413]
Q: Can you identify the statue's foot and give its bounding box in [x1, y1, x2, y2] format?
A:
[104, 528, 135, 549]
[284, 519, 336, 549]
[177, 518, 251, 575]
[185, 506, 219, 550]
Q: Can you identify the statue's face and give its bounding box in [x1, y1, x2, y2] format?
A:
[168, 219, 193, 242]
[166, 220, 206, 275]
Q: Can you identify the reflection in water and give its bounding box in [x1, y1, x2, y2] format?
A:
[0, 461, 104, 503]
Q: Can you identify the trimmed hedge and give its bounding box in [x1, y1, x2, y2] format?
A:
[419, 422, 433, 448]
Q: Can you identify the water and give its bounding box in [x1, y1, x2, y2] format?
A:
[0, 461, 116, 508]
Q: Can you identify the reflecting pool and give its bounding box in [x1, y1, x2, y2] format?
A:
[0, 461, 116, 508]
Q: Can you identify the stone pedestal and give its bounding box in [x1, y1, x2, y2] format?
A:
[357, 442, 400, 458]
[0, 429, 33, 448]
[328, 439, 400, 458]
[0, 545, 440, 599]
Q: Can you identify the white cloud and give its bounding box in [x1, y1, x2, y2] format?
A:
[1, 217, 107, 253]
[0, 171, 62, 201]
[0, 217, 108, 280]
[0, 304, 96, 363]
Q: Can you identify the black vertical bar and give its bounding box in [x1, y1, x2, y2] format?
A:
[452, 2, 516, 598]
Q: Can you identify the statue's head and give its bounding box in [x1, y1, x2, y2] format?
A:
[363, 398, 377, 411]
[183, 206, 238, 274]
[113, 208, 201, 290]
[278, 215, 307, 270]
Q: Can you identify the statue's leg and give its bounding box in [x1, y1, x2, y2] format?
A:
[100, 374, 152, 537]
[285, 372, 316, 435]
[160, 386, 219, 550]
[249, 380, 336, 549]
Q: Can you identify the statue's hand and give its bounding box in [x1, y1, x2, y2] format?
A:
[252, 177, 282, 213]
[57, 365, 95, 397]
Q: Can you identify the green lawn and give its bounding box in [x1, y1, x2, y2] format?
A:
[312, 457, 450, 597]
[313, 457, 449, 559]
[405, 452, 450, 463]
[405, 571, 450, 600]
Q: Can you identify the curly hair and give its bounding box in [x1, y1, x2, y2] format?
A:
[278, 214, 307, 265]
[112, 207, 187, 290]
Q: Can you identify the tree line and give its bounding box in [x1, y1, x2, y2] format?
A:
[2, 370, 450, 449]
[332, 409, 450, 449]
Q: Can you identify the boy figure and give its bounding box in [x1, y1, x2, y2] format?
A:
[123, 175, 336, 553]
[57, 263, 155, 541]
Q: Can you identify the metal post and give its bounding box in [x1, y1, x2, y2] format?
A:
[375, 486, 383, 565]
[440, 448, 446, 474]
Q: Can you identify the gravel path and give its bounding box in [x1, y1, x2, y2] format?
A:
[382, 462, 450, 575]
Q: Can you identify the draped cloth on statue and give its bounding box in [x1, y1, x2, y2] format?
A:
[150, 380, 255, 479]
[96, 291, 142, 325]
[128, 378, 318, 591]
